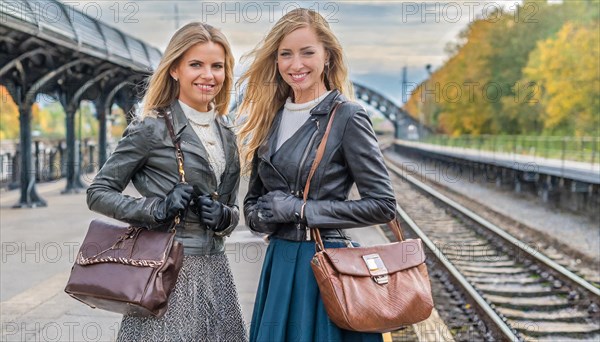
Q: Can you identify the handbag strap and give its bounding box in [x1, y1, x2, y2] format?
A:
[162, 111, 186, 228]
[302, 102, 342, 202]
[163, 112, 186, 184]
[301, 102, 405, 251]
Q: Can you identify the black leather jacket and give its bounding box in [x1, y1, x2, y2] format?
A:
[244, 90, 396, 241]
[87, 100, 241, 255]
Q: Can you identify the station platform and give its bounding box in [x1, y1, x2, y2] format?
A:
[396, 140, 600, 185]
[0, 178, 449, 341]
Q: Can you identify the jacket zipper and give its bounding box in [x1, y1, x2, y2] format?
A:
[179, 138, 219, 200]
[260, 157, 287, 184]
[295, 118, 320, 197]
[294, 118, 320, 240]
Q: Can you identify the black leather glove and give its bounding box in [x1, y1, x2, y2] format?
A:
[257, 190, 304, 224]
[197, 195, 231, 232]
[153, 183, 194, 223]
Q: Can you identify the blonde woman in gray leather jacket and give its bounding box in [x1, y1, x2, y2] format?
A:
[87, 23, 246, 341]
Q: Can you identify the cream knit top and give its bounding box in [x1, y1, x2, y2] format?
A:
[276, 90, 332, 151]
[179, 100, 225, 185]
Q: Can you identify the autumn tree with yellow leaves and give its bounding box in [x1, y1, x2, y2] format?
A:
[404, 0, 599, 137]
[0, 85, 127, 141]
[516, 22, 600, 136]
[0, 86, 19, 140]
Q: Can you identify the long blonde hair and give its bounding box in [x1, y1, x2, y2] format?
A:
[141, 22, 234, 116]
[236, 8, 353, 171]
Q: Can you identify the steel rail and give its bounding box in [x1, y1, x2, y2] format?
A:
[395, 204, 520, 341]
[385, 160, 600, 298]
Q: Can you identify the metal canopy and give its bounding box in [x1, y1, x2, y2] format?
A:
[0, 0, 163, 207]
[1, 0, 161, 71]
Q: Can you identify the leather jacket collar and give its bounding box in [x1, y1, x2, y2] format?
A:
[258, 90, 344, 162]
[310, 89, 343, 115]
[244, 89, 397, 242]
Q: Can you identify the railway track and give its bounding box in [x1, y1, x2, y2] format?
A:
[383, 155, 600, 341]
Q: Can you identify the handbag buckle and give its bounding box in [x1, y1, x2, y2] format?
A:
[373, 275, 389, 285]
[362, 253, 389, 285]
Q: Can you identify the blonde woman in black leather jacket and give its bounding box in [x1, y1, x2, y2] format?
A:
[237, 9, 395, 342]
[87, 22, 246, 341]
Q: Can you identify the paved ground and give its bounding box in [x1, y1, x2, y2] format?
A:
[0, 177, 448, 341]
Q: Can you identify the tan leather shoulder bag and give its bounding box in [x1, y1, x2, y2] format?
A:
[307, 102, 434, 332]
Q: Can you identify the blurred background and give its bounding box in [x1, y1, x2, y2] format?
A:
[1, 0, 598, 172]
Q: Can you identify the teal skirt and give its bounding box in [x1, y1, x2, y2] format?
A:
[250, 237, 383, 342]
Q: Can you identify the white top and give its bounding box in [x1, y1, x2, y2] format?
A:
[179, 100, 225, 185]
[276, 90, 332, 151]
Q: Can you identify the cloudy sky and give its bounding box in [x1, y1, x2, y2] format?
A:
[69, 0, 526, 105]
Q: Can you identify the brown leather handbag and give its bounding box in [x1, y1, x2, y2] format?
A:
[307, 103, 434, 332]
[64, 113, 185, 318]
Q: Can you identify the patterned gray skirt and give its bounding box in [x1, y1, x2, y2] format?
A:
[117, 254, 247, 342]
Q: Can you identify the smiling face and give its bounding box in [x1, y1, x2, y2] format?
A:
[277, 26, 329, 104]
[170, 41, 225, 112]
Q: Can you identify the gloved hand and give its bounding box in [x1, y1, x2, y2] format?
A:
[256, 190, 304, 224]
[196, 195, 231, 232]
[153, 183, 194, 223]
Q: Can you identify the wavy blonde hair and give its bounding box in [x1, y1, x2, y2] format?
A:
[236, 8, 353, 172]
[141, 22, 234, 116]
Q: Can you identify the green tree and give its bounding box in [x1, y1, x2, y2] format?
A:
[32, 101, 66, 140]
[406, 18, 499, 136]
[522, 22, 600, 136]
[488, 0, 598, 134]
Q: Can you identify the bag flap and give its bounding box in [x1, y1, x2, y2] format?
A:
[77, 219, 173, 265]
[321, 239, 425, 277]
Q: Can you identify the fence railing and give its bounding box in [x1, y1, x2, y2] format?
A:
[0, 139, 98, 190]
[420, 135, 600, 169]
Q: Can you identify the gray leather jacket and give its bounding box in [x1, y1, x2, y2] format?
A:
[87, 101, 240, 255]
[244, 90, 396, 241]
